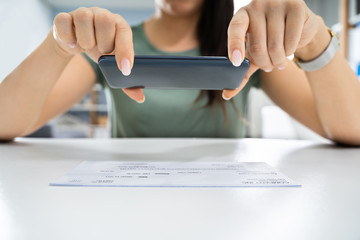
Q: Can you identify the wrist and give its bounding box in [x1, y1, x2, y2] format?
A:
[44, 28, 74, 60]
[294, 17, 331, 62]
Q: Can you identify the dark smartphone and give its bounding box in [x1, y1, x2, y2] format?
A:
[98, 55, 250, 90]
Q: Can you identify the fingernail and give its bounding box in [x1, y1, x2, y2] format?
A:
[278, 65, 286, 70]
[137, 96, 145, 104]
[264, 68, 273, 72]
[231, 49, 242, 67]
[121, 58, 131, 76]
[68, 42, 76, 48]
[222, 92, 231, 101]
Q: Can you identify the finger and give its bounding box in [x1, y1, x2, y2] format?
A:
[222, 56, 259, 100]
[122, 88, 145, 103]
[246, 10, 273, 72]
[94, 8, 116, 54]
[71, 7, 96, 50]
[113, 14, 134, 76]
[266, 7, 287, 70]
[284, 4, 305, 56]
[227, 8, 249, 67]
[53, 12, 76, 47]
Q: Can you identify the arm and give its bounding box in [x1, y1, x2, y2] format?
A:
[0, 7, 140, 141]
[19, 53, 97, 137]
[0, 32, 75, 140]
[261, 23, 360, 145]
[0, 32, 97, 140]
[225, 0, 360, 145]
[259, 60, 328, 138]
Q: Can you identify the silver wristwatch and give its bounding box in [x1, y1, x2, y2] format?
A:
[293, 28, 340, 72]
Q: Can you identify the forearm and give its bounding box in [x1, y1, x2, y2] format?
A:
[295, 21, 360, 145]
[0, 30, 72, 139]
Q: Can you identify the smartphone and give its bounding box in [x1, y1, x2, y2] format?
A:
[98, 55, 250, 90]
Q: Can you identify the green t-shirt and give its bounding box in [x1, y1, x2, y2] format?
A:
[83, 23, 260, 138]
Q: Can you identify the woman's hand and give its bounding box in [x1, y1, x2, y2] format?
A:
[53, 7, 144, 103]
[223, 0, 323, 100]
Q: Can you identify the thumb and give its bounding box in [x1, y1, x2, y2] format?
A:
[222, 54, 259, 100]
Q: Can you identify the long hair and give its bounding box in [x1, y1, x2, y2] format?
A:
[195, 0, 235, 119]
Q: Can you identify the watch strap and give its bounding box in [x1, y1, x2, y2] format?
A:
[294, 29, 340, 72]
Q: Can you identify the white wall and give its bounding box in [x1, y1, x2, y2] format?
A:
[307, 0, 340, 27]
[0, 0, 52, 82]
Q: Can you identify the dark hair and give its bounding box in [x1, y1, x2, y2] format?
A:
[195, 0, 235, 119]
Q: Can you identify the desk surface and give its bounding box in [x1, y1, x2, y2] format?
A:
[1, 138, 360, 240]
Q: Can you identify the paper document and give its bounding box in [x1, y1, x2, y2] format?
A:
[50, 161, 301, 187]
[50, 161, 300, 187]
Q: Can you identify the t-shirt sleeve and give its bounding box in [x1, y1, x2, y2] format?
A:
[250, 69, 261, 89]
[81, 53, 106, 88]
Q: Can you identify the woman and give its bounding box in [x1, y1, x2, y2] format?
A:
[0, 0, 359, 145]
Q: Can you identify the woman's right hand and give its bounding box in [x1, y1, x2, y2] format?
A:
[53, 7, 145, 103]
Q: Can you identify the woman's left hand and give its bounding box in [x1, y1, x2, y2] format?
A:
[223, 0, 322, 100]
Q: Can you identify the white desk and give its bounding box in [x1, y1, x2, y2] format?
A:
[0, 138, 360, 240]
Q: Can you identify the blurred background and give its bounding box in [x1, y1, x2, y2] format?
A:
[0, 0, 359, 140]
